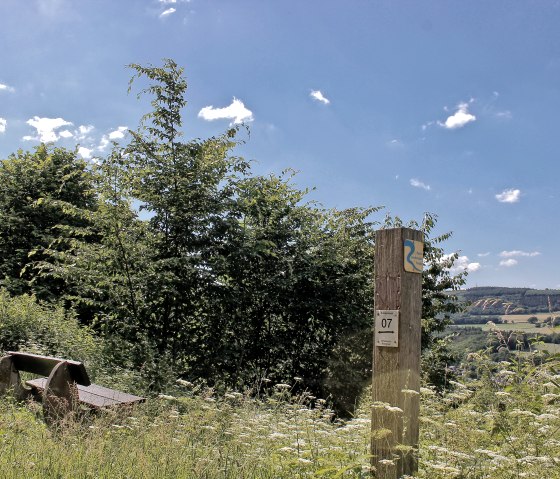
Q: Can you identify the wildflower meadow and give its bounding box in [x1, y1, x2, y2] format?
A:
[0, 349, 558, 478]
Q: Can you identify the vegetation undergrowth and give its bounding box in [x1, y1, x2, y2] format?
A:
[417, 350, 560, 478]
[0, 351, 558, 478]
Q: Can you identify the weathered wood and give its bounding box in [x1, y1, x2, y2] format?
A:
[2, 352, 144, 422]
[371, 227, 422, 478]
[26, 378, 145, 408]
[0, 355, 30, 400]
[7, 351, 90, 386]
[42, 361, 80, 425]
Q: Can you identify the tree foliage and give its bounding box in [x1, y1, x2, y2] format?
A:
[0, 60, 468, 412]
[0, 145, 97, 300]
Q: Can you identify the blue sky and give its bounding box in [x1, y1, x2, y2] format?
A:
[1, 0, 559, 288]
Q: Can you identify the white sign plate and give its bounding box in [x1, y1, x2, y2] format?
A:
[375, 310, 399, 347]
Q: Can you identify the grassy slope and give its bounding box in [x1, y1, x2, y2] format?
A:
[1, 354, 559, 479]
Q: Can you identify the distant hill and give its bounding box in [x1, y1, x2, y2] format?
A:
[452, 287, 560, 315]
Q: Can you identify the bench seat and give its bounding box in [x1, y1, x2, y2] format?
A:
[26, 377, 144, 408]
[1, 352, 145, 423]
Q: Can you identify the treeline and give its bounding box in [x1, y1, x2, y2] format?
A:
[0, 60, 465, 413]
[454, 287, 560, 315]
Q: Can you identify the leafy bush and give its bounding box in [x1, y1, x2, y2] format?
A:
[0, 289, 100, 367]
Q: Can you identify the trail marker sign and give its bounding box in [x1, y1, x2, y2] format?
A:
[403, 239, 423, 273]
[375, 310, 399, 347]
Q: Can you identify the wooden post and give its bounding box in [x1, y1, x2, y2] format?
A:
[371, 227, 423, 478]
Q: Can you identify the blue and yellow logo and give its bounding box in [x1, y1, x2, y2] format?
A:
[404, 239, 423, 273]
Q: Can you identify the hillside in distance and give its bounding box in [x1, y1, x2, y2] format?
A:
[453, 286, 560, 315]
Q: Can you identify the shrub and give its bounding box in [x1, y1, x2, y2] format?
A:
[0, 289, 100, 368]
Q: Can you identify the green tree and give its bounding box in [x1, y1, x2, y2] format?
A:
[12, 60, 467, 409]
[113, 60, 382, 401]
[117, 60, 251, 379]
[0, 144, 97, 301]
[33, 145, 154, 328]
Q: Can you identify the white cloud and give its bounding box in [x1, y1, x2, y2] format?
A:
[310, 90, 330, 105]
[439, 102, 476, 129]
[24, 116, 73, 142]
[410, 178, 431, 191]
[495, 188, 521, 203]
[97, 126, 128, 151]
[500, 258, 518, 267]
[499, 250, 540, 258]
[455, 256, 481, 273]
[477, 252, 490, 257]
[159, 0, 177, 3]
[0, 83, 15, 93]
[98, 136, 110, 151]
[59, 130, 73, 138]
[108, 126, 128, 140]
[74, 124, 95, 142]
[78, 147, 93, 159]
[0, 118, 6, 133]
[443, 254, 481, 274]
[78, 125, 94, 136]
[198, 98, 253, 124]
[160, 7, 176, 17]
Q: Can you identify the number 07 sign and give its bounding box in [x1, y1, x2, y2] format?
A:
[375, 310, 399, 347]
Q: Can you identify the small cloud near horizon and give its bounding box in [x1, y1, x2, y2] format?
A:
[0, 118, 6, 133]
[495, 188, 521, 203]
[310, 90, 330, 105]
[198, 98, 253, 124]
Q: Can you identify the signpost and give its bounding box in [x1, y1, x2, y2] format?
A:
[371, 227, 423, 479]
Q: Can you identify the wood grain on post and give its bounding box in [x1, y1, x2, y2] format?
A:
[371, 227, 422, 478]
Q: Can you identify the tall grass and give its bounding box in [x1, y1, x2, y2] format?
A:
[0, 387, 372, 478]
[417, 350, 560, 478]
[1, 350, 559, 478]
[1, 289, 558, 478]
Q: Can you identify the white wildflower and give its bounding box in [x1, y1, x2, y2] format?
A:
[158, 394, 175, 400]
[176, 379, 193, 387]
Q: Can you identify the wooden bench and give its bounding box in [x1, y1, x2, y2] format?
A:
[0, 351, 144, 424]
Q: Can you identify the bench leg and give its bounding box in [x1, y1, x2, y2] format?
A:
[0, 355, 30, 401]
[43, 361, 79, 425]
